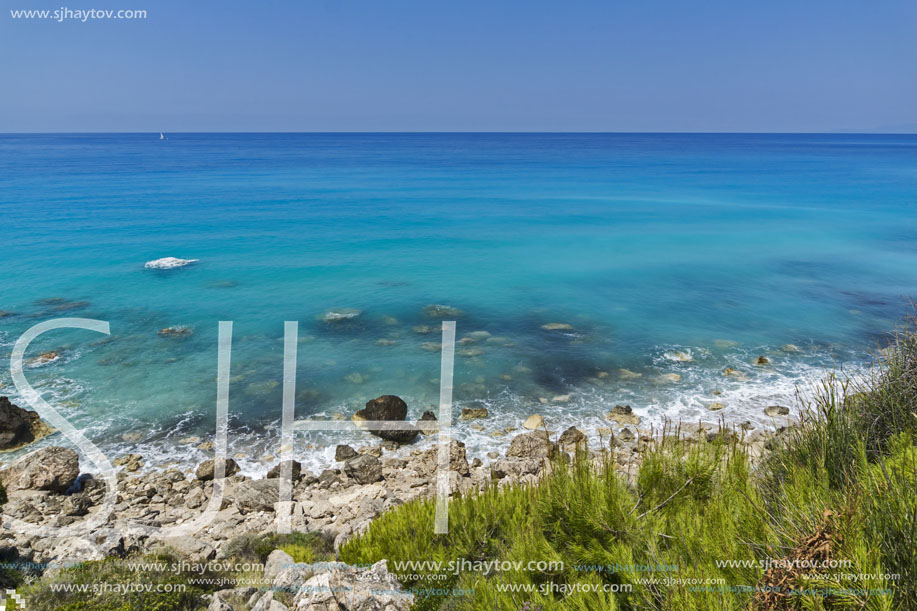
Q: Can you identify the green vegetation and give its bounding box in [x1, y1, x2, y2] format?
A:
[341, 315, 917, 610]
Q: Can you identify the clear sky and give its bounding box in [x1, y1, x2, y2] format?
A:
[2, 0, 916, 132]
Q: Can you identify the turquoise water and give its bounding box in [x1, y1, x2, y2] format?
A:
[1, 133, 915, 472]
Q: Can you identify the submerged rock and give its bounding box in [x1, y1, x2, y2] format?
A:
[0, 446, 79, 493]
[618, 368, 642, 379]
[0, 397, 53, 451]
[781, 344, 801, 353]
[321, 308, 362, 323]
[423, 304, 463, 318]
[764, 405, 790, 417]
[665, 351, 693, 362]
[657, 373, 682, 383]
[158, 326, 193, 337]
[27, 351, 60, 367]
[144, 257, 198, 270]
[541, 322, 574, 331]
[459, 406, 489, 420]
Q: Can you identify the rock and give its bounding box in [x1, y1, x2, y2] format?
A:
[408, 440, 469, 477]
[558, 426, 587, 448]
[507, 431, 554, 460]
[195, 458, 240, 481]
[144, 257, 198, 269]
[522, 414, 544, 430]
[353, 395, 418, 443]
[781, 344, 801, 353]
[552, 394, 573, 403]
[423, 304, 463, 318]
[335, 445, 358, 461]
[657, 373, 681, 383]
[158, 326, 192, 337]
[417, 410, 437, 435]
[459, 406, 489, 420]
[263, 549, 295, 583]
[345, 372, 366, 384]
[234, 479, 279, 513]
[322, 308, 362, 322]
[113, 453, 143, 472]
[541, 322, 574, 331]
[755, 355, 770, 365]
[267, 460, 302, 480]
[28, 351, 60, 366]
[419, 342, 442, 352]
[343, 454, 383, 484]
[764, 405, 790, 417]
[412, 325, 433, 334]
[292, 559, 412, 610]
[0, 446, 79, 493]
[665, 351, 693, 362]
[607, 405, 640, 426]
[711, 388, 723, 396]
[707, 402, 726, 412]
[618, 368, 642, 379]
[616, 428, 636, 443]
[723, 367, 746, 379]
[713, 339, 739, 349]
[0, 396, 54, 451]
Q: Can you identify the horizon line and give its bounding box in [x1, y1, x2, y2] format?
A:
[1, 130, 916, 136]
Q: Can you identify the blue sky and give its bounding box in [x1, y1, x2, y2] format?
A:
[2, 0, 915, 132]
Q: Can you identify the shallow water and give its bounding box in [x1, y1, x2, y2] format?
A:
[1, 133, 915, 474]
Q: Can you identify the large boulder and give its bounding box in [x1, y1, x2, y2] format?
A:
[293, 559, 413, 610]
[507, 431, 554, 460]
[352, 395, 418, 443]
[0, 397, 53, 451]
[343, 454, 383, 484]
[233, 479, 279, 513]
[0, 446, 80, 493]
[196, 457, 240, 481]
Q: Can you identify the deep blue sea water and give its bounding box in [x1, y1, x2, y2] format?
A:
[1, 133, 915, 473]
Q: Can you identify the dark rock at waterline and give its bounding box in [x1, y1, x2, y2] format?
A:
[418, 410, 437, 435]
[764, 405, 790, 417]
[266, 460, 302, 481]
[195, 458, 240, 481]
[558, 426, 587, 447]
[0, 446, 79, 493]
[335, 445, 358, 462]
[343, 454, 384, 484]
[158, 326, 193, 337]
[353, 395, 419, 443]
[0, 397, 54, 451]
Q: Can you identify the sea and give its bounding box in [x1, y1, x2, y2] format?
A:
[1, 133, 915, 474]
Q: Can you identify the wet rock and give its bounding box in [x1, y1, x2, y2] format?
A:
[707, 402, 726, 412]
[423, 304, 463, 318]
[665, 351, 693, 362]
[459, 406, 489, 420]
[0, 446, 79, 493]
[755, 355, 770, 365]
[343, 454, 383, 484]
[541, 322, 574, 331]
[764, 405, 790, 417]
[657, 373, 681, 383]
[417, 410, 437, 435]
[158, 326, 193, 337]
[28, 351, 60, 366]
[0, 396, 53, 451]
[607, 405, 640, 426]
[335, 445, 358, 461]
[723, 367, 747, 379]
[113, 454, 143, 472]
[618, 368, 642, 379]
[353, 395, 418, 443]
[144, 257, 198, 269]
[522, 414, 544, 430]
[266, 460, 302, 480]
[195, 458, 240, 481]
[781, 344, 801, 353]
[322, 308, 362, 323]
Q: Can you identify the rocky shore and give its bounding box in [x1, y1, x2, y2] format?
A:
[0, 395, 783, 610]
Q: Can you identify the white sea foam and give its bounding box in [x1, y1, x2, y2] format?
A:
[144, 257, 199, 270]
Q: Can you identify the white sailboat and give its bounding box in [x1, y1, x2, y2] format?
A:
[160, 132, 165, 140]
